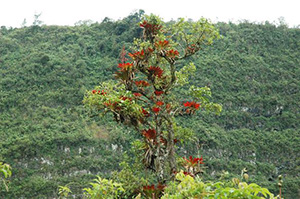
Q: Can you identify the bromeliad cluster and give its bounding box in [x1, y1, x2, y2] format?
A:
[183, 156, 204, 167]
[182, 156, 204, 176]
[183, 101, 200, 109]
[142, 183, 165, 198]
[166, 49, 179, 58]
[135, 80, 150, 87]
[148, 66, 164, 78]
[183, 101, 201, 115]
[84, 15, 222, 185]
[140, 20, 162, 42]
[155, 40, 169, 49]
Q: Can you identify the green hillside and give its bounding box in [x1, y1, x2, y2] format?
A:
[0, 12, 299, 198]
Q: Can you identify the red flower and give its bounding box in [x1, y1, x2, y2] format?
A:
[154, 90, 164, 96]
[135, 80, 150, 87]
[183, 101, 192, 107]
[141, 108, 150, 117]
[156, 101, 164, 106]
[139, 20, 162, 35]
[148, 66, 163, 78]
[155, 40, 169, 49]
[166, 49, 179, 58]
[142, 129, 156, 139]
[92, 90, 97, 94]
[118, 63, 133, 71]
[194, 103, 200, 109]
[133, 92, 142, 97]
[142, 184, 165, 191]
[152, 107, 160, 113]
[143, 184, 155, 191]
[128, 50, 145, 60]
[183, 156, 204, 167]
[183, 101, 200, 109]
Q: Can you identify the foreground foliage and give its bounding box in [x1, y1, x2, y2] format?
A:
[162, 171, 275, 199]
[66, 170, 275, 198]
[0, 162, 12, 191]
[83, 176, 124, 199]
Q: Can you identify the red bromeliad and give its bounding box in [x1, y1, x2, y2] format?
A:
[139, 20, 162, 36]
[148, 66, 163, 78]
[128, 50, 145, 60]
[183, 101, 191, 107]
[143, 184, 155, 191]
[155, 40, 169, 49]
[183, 156, 204, 167]
[142, 183, 165, 199]
[118, 63, 133, 71]
[183, 101, 200, 109]
[152, 107, 160, 113]
[142, 129, 156, 140]
[154, 90, 164, 96]
[130, 48, 154, 60]
[156, 101, 164, 106]
[141, 108, 150, 117]
[166, 49, 179, 58]
[135, 80, 150, 87]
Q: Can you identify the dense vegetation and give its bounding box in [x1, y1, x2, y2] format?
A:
[0, 11, 299, 198]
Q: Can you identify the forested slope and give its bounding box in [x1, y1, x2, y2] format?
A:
[0, 12, 299, 198]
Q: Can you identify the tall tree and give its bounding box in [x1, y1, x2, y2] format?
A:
[84, 14, 221, 183]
